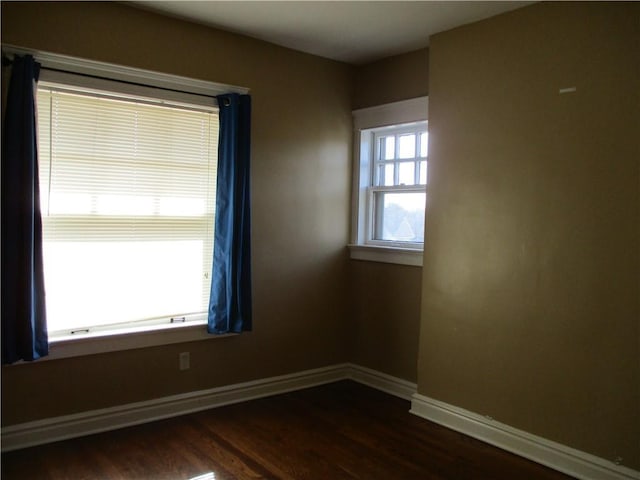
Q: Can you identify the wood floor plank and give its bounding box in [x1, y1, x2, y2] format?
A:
[1, 380, 576, 480]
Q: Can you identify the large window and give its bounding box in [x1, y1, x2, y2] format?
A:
[36, 71, 220, 340]
[350, 97, 428, 266]
[21, 53, 235, 342]
[0, 47, 248, 357]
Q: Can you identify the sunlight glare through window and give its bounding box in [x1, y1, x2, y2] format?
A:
[38, 84, 218, 336]
[44, 241, 206, 332]
[398, 134, 415, 158]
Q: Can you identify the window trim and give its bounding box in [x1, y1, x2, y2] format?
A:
[42, 322, 237, 362]
[350, 97, 428, 267]
[2, 45, 248, 359]
[2, 45, 249, 98]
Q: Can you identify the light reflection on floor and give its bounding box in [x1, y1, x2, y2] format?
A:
[189, 473, 215, 480]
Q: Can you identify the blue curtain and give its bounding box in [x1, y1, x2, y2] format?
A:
[208, 93, 252, 334]
[1, 55, 48, 364]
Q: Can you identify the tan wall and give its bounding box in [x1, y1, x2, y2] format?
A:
[353, 48, 429, 110]
[420, 2, 639, 469]
[350, 261, 422, 382]
[1, 1, 354, 424]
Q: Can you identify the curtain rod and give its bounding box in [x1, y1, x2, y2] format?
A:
[42, 65, 219, 101]
[2, 46, 249, 98]
[3, 53, 217, 101]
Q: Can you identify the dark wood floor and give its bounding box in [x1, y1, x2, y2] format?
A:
[2, 380, 575, 480]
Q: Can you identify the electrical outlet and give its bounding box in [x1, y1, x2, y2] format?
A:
[179, 352, 190, 371]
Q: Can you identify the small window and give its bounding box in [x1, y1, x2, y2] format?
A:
[371, 125, 427, 245]
[37, 78, 219, 339]
[349, 97, 428, 266]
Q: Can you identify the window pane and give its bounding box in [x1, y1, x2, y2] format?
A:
[374, 192, 425, 243]
[398, 134, 415, 159]
[420, 132, 428, 157]
[159, 197, 206, 216]
[382, 136, 395, 160]
[398, 162, 415, 185]
[48, 193, 92, 215]
[44, 240, 206, 332]
[420, 160, 428, 185]
[378, 163, 394, 187]
[96, 194, 155, 216]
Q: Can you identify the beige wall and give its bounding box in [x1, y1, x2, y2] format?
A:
[353, 47, 429, 110]
[1, 1, 354, 424]
[420, 2, 639, 469]
[350, 261, 422, 381]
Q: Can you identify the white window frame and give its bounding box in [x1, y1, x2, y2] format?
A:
[3, 45, 249, 360]
[349, 97, 428, 267]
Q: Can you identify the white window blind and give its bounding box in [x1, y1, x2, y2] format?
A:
[37, 84, 219, 335]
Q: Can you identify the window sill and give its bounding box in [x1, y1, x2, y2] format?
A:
[40, 323, 237, 362]
[348, 244, 423, 267]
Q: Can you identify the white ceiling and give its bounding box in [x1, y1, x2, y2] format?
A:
[129, 1, 533, 65]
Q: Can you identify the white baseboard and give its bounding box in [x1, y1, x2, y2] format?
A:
[1, 363, 415, 452]
[410, 393, 639, 480]
[346, 363, 417, 400]
[1, 363, 350, 452]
